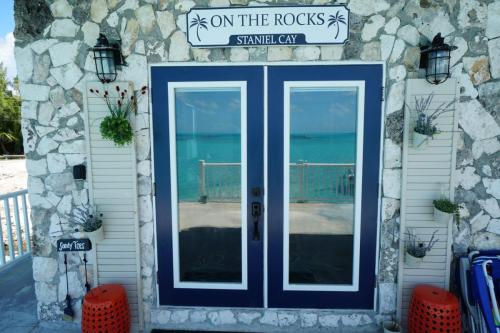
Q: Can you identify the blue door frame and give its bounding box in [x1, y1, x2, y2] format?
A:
[151, 66, 264, 307]
[151, 64, 383, 309]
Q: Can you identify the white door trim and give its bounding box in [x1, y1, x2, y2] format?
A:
[167, 81, 249, 290]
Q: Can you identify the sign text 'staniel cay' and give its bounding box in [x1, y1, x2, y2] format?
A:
[186, 6, 350, 48]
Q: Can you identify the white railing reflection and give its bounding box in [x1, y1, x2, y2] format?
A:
[0, 189, 31, 267]
[198, 160, 355, 203]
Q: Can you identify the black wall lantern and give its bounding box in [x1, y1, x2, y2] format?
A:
[419, 33, 457, 85]
[91, 34, 125, 83]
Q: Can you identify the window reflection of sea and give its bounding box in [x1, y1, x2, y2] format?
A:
[175, 133, 356, 202]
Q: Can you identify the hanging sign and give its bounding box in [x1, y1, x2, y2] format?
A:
[57, 239, 92, 252]
[186, 5, 349, 48]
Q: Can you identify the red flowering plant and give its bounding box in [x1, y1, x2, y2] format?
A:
[89, 85, 147, 146]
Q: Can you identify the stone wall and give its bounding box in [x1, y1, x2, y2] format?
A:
[13, 0, 500, 329]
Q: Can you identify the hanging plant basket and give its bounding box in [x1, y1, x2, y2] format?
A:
[100, 114, 134, 146]
[73, 205, 104, 243]
[407, 93, 455, 149]
[433, 198, 461, 226]
[85, 225, 104, 243]
[383, 321, 401, 333]
[404, 229, 439, 266]
[412, 130, 428, 148]
[89, 85, 147, 146]
[434, 207, 452, 224]
[404, 251, 424, 266]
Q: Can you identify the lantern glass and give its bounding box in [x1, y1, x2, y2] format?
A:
[93, 48, 117, 83]
[91, 34, 121, 83]
[426, 50, 451, 84]
[421, 33, 456, 85]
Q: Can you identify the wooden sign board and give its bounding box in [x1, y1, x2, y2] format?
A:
[57, 238, 92, 252]
[187, 5, 350, 47]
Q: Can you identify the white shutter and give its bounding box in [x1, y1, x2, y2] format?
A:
[84, 81, 143, 330]
[396, 79, 459, 326]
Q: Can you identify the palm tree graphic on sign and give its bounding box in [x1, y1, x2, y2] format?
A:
[190, 14, 208, 42]
[328, 11, 347, 39]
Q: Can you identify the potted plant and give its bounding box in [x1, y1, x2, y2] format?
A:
[89, 85, 147, 146]
[404, 229, 438, 265]
[73, 205, 104, 243]
[408, 93, 455, 148]
[433, 198, 460, 224]
[383, 320, 401, 333]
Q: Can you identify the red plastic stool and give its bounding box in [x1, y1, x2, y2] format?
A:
[408, 285, 461, 333]
[82, 284, 130, 333]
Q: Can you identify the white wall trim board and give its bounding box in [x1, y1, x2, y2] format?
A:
[396, 78, 458, 325]
[84, 81, 144, 330]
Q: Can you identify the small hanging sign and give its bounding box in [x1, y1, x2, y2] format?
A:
[187, 5, 349, 48]
[57, 239, 92, 252]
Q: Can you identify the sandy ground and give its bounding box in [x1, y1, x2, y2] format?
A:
[0, 159, 28, 195]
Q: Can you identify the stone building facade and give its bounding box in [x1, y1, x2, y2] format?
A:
[13, 0, 500, 331]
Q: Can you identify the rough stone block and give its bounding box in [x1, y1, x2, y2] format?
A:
[169, 31, 191, 61]
[50, 0, 72, 18]
[386, 81, 405, 115]
[50, 19, 79, 37]
[139, 195, 153, 222]
[278, 312, 298, 326]
[486, 2, 500, 39]
[31, 40, 58, 56]
[384, 17, 400, 35]
[378, 282, 397, 313]
[90, 0, 108, 23]
[348, 0, 389, 16]
[268, 47, 292, 61]
[488, 38, 500, 79]
[157, 11, 176, 39]
[50, 63, 83, 90]
[318, 314, 340, 327]
[36, 136, 59, 156]
[259, 311, 278, 326]
[26, 158, 48, 177]
[483, 179, 500, 199]
[58, 140, 85, 154]
[478, 198, 500, 219]
[300, 312, 317, 327]
[15, 46, 34, 82]
[20, 84, 50, 101]
[136, 5, 156, 34]
[44, 172, 76, 195]
[35, 282, 58, 304]
[320, 45, 343, 60]
[458, 99, 500, 140]
[383, 169, 401, 199]
[463, 56, 491, 85]
[361, 15, 385, 41]
[33, 257, 58, 282]
[237, 312, 260, 325]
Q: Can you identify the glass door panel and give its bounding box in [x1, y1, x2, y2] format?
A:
[170, 84, 247, 288]
[284, 83, 363, 290]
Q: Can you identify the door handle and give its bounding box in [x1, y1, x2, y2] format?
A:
[251, 202, 262, 241]
[252, 202, 262, 217]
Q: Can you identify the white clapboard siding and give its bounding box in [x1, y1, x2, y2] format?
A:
[84, 82, 143, 331]
[396, 79, 458, 327]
